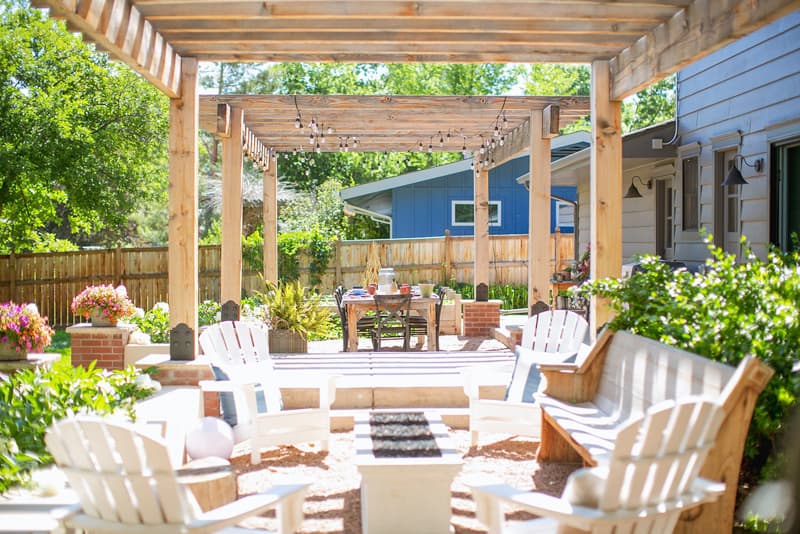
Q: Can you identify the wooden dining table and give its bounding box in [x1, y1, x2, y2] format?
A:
[341, 292, 440, 352]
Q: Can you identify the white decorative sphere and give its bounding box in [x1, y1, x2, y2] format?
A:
[185, 417, 234, 460]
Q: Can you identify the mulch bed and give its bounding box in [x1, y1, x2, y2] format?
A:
[229, 428, 579, 534]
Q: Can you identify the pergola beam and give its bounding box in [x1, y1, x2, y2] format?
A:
[33, 0, 182, 97]
[610, 0, 800, 99]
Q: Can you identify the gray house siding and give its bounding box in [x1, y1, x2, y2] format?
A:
[675, 10, 800, 261]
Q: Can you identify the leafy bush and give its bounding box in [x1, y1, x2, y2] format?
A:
[576, 240, 800, 487]
[130, 302, 170, 343]
[277, 229, 333, 286]
[0, 360, 156, 492]
[198, 300, 221, 326]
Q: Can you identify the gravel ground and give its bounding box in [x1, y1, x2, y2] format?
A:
[229, 430, 578, 533]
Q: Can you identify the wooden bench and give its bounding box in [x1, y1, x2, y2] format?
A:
[535, 329, 774, 534]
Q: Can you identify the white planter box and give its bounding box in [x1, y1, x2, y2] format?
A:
[355, 411, 463, 534]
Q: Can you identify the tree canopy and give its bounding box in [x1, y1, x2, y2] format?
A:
[0, 1, 168, 252]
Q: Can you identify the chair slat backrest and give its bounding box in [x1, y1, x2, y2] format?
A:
[45, 417, 200, 528]
[520, 310, 588, 354]
[199, 320, 270, 367]
[598, 397, 724, 521]
[593, 331, 737, 420]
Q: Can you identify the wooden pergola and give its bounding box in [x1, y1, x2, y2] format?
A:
[33, 0, 799, 354]
[199, 94, 590, 316]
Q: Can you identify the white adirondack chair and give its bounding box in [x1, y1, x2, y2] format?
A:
[463, 310, 589, 446]
[45, 416, 309, 534]
[199, 321, 337, 464]
[469, 397, 726, 534]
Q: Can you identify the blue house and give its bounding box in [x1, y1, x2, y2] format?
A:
[340, 132, 590, 239]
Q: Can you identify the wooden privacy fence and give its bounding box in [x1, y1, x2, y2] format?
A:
[0, 233, 573, 327]
[301, 231, 575, 293]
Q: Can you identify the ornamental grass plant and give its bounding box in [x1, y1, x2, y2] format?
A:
[0, 302, 54, 353]
[70, 284, 135, 323]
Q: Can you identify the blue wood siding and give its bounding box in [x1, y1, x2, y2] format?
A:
[674, 10, 800, 261]
[391, 156, 577, 238]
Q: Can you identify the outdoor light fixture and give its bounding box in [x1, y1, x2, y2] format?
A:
[623, 175, 653, 199]
[722, 155, 763, 186]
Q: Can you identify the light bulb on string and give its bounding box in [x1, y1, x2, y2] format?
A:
[320, 132, 325, 144]
[439, 133, 444, 146]
[353, 137, 359, 149]
[327, 126, 334, 134]
[499, 136, 505, 147]
[294, 115, 301, 129]
[418, 141, 424, 151]
[502, 114, 508, 127]
[479, 145, 485, 155]
[493, 125, 500, 137]
[308, 133, 314, 145]
[315, 143, 321, 154]
[490, 139, 496, 150]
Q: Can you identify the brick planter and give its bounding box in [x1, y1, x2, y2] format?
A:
[462, 299, 501, 337]
[66, 323, 132, 370]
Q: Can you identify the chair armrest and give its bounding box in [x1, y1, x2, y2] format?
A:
[198, 379, 256, 393]
[460, 363, 513, 399]
[469, 483, 604, 531]
[187, 482, 309, 533]
[277, 373, 339, 408]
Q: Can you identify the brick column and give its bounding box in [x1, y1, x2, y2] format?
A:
[462, 299, 501, 337]
[66, 323, 131, 370]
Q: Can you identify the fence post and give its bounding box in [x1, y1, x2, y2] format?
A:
[443, 230, 452, 285]
[553, 226, 561, 273]
[115, 246, 124, 286]
[334, 239, 342, 287]
[9, 252, 16, 302]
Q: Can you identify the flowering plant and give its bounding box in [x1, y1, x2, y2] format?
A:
[0, 302, 54, 353]
[71, 284, 135, 323]
[574, 244, 591, 282]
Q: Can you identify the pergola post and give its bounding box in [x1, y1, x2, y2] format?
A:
[167, 57, 199, 359]
[528, 109, 553, 311]
[263, 160, 278, 284]
[590, 60, 623, 335]
[473, 161, 490, 297]
[220, 107, 244, 320]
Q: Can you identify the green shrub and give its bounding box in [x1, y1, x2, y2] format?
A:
[576, 240, 800, 489]
[451, 283, 529, 310]
[0, 360, 156, 492]
[198, 300, 221, 326]
[277, 228, 333, 286]
[130, 303, 170, 343]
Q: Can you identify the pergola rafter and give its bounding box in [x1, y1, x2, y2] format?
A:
[32, 0, 800, 99]
[199, 95, 590, 158]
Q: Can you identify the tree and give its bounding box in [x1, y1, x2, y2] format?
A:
[523, 64, 675, 133]
[0, 2, 168, 252]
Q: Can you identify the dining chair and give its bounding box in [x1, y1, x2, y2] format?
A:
[334, 286, 376, 351]
[371, 294, 412, 351]
[408, 286, 447, 349]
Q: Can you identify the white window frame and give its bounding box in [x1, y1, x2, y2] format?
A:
[451, 200, 501, 226]
[556, 200, 574, 229]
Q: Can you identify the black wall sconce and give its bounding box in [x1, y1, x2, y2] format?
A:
[722, 155, 764, 186]
[623, 175, 653, 199]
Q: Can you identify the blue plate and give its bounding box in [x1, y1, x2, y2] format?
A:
[351, 289, 366, 296]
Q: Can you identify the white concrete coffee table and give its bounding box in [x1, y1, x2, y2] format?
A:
[354, 411, 463, 534]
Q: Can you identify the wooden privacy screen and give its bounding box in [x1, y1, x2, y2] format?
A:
[0, 233, 573, 327]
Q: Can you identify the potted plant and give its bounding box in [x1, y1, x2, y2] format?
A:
[71, 284, 135, 326]
[254, 279, 331, 353]
[0, 302, 54, 360]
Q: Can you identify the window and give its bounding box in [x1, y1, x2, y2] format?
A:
[682, 156, 699, 231]
[556, 201, 575, 229]
[772, 138, 800, 252]
[451, 200, 501, 226]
